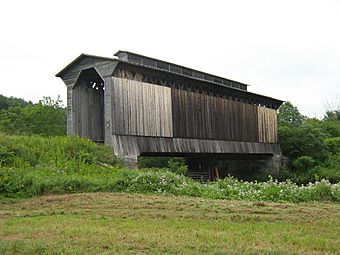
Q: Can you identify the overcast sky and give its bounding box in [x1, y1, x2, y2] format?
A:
[0, 0, 339, 118]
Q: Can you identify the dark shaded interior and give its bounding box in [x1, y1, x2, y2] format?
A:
[72, 68, 105, 142]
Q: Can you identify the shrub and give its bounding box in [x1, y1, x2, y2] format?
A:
[311, 153, 340, 183]
[279, 124, 330, 162]
[324, 137, 340, 155]
[292, 156, 316, 172]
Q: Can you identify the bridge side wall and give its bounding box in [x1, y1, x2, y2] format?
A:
[109, 77, 280, 158]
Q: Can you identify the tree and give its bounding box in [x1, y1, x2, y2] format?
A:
[279, 124, 329, 162]
[278, 101, 305, 127]
[20, 96, 66, 136]
[324, 110, 340, 122]
[0, 96, 66, 136]
[0, 94, 31, 110]
[323, 97, 340, 121]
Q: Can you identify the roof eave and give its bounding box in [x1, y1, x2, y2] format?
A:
[114, 50, 250, 88]
[56, 53, 117, 77]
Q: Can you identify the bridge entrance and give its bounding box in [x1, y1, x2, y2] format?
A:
[72, 68, 105, 142]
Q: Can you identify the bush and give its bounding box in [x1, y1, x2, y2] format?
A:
[312, 153, 340, 183]
[279, 124, 330, 162]
[324, 137, 340, 155]
[292, 156, 316, 172]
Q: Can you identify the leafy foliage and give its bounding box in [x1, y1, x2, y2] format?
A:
[278, 101, 305, 127]
[138, 156, 187, 175]
[279, 124, 330, 161]
[278, 102, 340, 183]
[0, 94, 31, 110]
[167, 158, 188, 175]
[292, 156, 315, 172]
[138, 157, 171, 168]
[324, 137, 340, 155]
[0, 95, 66, 136]
[324, 109, 340, 122]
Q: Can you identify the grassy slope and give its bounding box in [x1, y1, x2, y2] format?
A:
[0, 193, 339, 255]
[1, 134, 339, 203]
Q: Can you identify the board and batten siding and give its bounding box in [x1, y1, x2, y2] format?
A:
[110, 77, 278, 145]
[257, 107, 278, 143]
[171, 88, 259, 142]
[111, 77, 173, 137]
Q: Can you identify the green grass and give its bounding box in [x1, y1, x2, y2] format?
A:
[1, 134, 339, 254]
[1, 134, 340, 203]
[1, 166, 340, 203]
[0, 134, 119, 169]
[0, 193, 339, 254]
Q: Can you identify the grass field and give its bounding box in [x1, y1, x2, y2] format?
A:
[0, 193, 339, 255]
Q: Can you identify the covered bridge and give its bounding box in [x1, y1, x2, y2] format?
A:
[56, 51, 283, 180]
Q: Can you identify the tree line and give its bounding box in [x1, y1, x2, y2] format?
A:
[0, 95, 66, 136]
[277, 102, 340, 182]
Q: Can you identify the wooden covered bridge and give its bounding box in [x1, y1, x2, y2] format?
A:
[56, 51, 283, 180]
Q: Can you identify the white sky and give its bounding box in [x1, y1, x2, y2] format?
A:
[0, 0, 339, 118]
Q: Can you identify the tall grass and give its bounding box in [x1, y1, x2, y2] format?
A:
[1, 166, 339, 203]
[0, 134, 119, 168]
[0, 134, 339, 203]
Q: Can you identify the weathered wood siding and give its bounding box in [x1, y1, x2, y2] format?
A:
[110, 135, 281, 156]
[258, 107, 278, 143]
[111, 77, 173, 137]
[171, 88, 259, 142]
[60, 57, 117, 86]
[110, 78, 278, 145]
[58, 55, 282, 158]
[103, 77, 113, 147]
[66, 86, 74, 136]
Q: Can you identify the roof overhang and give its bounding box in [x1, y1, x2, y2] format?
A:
[55, 53, 116, 77]
[56, 51, 284, 108]
[115, 60, 284, 109]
